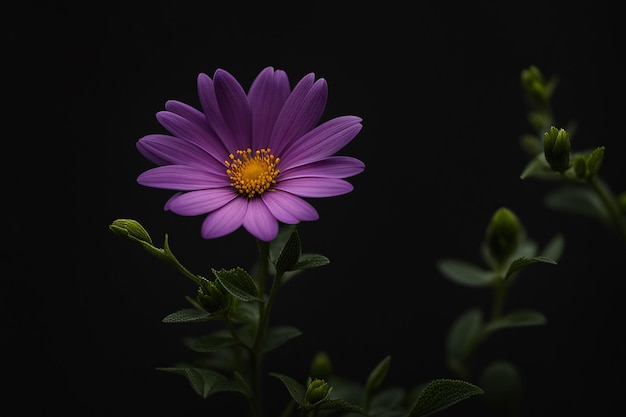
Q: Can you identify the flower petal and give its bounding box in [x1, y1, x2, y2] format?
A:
[279, 116, 363, 170]
[242, 198, 279, 242]
[263, 190, 319, 222]
[137, 165, 227, 190]
[213, 69, 252, 151]
[156, 111, 228, 162]
[201, 198, 247, 239]
[197, 73, 233, 146]
[136, 134, 224, 174]
[279, 156, 365, 180]
[165, 188, 238, 215]
[270, 74, 328, 156]
[274, 178, 354, 197]
[248, 67, 290, 150]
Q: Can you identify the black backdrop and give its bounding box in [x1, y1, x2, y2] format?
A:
[7, 1, 625, 416]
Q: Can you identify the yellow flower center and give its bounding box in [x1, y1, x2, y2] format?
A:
[225, 148, 280, 198]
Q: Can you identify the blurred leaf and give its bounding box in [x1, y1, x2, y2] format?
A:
[156, 367, 249, 399]
[541, 233, 565, 262]
[365, 356, 391, 406]
[189, 333, 237, 353]
[484, 309, 546, 332]
[260, 325, 302, 354]
[544, 185, 608, 223]
[369, 387, 406, 416]
[446, 307, 483, 360]
[520, 153, 560, 180]
[505, 256, 557, 280]
[408, 378, 483, 417]
[437, 259, 494, 286]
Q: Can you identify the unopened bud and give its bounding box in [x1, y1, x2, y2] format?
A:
[485, 207, 523, 266]
[197, 281, 232, 315]
[109, 219, 153, 245]
[543, 126, 571, 173]
[310, 351, 333, 380]
[586, 146, 605, 178]
[572, 155, 588, 179]
[304, 378, 332, 407]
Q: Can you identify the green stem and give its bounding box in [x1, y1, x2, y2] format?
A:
[491, 278, 508, 321]
[248, 239, 271, 417]
[589, 176, 626, 244]
[459, 277, 509, 380]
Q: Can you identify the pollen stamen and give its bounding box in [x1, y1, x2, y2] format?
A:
[225, 148, 280, 198]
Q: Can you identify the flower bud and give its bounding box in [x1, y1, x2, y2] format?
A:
[586, 146, 605, 178]
[543, 126, 571, 173]
[310, 351, 333, 380]
[109, 218, 153, 245]
[485, 207, 523, 266]
[197, 281, 232, 315]
[572, 155, 588, 179]
[521, 65, 549, 105]
[304, 378, 332, 407]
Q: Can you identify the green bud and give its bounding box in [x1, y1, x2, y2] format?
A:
[586, 146, 605, 178]
[572, 155, 588, 179]
[485, 207, 524, 266]
[521, 66, 548, 105]
[197, 281, 232, 315]
[109, 218, 153, 245]
[543, 126, 571, 172]
[310, 351, 333, 380]
[304, 378, 332, 407]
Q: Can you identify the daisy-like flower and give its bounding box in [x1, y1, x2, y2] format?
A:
[136, 67, 365, 242]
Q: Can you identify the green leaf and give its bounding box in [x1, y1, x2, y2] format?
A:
[520, 153, 560, 180]
[483, 309, 546, 332]
[544, 185, 608, 223]
[275, 228, 302, 272]
[162, 308, 212, 323]
[230, 298, 259, 324]
[541, 233, 565, 262]
[293, 253, 330, 270]
[446, 308, 483, 360]
[212, 267, 261, 301]
[269, 373, 306, 405]
[370, 386, 406, 413]
[504, 256, 557, 280]
[156, 367, 249, 399]
[436, 259, 495, 287]
[365, 356, 391, 406]
[260, 325, 302, 354]
[315, 398, 365, 413]
[270, 224, 298, 262]
[189, 333, 237, 353]
[408, 378, 483, 417]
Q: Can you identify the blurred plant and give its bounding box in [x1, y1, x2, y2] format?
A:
[519, 65, 626, 243]
[436, 64, 625, 417]
[437, 207, 562, 416]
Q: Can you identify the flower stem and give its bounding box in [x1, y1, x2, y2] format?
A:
[247, 239, 271, 417]
[588, 176, 626, 244]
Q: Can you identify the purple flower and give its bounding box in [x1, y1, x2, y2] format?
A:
[136, 67, 365, 242]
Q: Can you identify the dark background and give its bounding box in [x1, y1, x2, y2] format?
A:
[7, 1, 625, 416]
